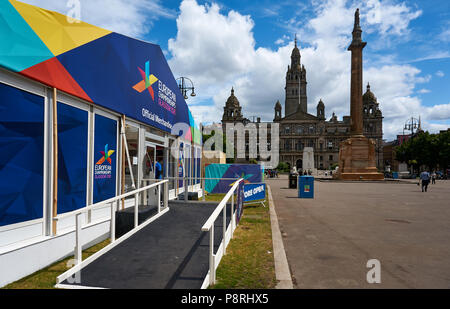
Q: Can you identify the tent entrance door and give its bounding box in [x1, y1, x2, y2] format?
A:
[142, 142, 158, 207]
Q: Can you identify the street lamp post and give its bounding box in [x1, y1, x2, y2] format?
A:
[402, 116, 421, 176]
[176, 77, 196, 100]
[403, 117, 421, 136]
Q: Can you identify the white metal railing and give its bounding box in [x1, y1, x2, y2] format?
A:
[54, 179, 169, 265]
[200, 178, 243, 288]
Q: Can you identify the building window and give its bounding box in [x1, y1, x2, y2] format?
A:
[329, 155, 333, 161]
[309, 125, 315, 134]
[285, 125, 291, 134]
[285, 140, 291, 151]
[297, 126, 303, 134]
[328, 141, 333, 149]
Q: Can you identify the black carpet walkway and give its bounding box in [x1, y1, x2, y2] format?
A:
[61, 201, 233, 289]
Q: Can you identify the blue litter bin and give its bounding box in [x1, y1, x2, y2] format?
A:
[392, 172, 399, 179]
[298, 176, 314, 198]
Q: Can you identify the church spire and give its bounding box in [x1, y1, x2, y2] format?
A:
[290, 35, 301, 69]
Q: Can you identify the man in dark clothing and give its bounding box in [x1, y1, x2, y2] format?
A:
[420, 171, 431, 192]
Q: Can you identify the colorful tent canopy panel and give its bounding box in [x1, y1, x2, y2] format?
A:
[204, 164, 263, 194]
[0, 0, 200, 141]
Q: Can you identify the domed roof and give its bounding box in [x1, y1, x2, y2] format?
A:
[363, 83, 377, 104]
[226, 87, 240, 107]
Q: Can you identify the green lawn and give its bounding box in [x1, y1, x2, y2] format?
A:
[3, 239, 111, 289]
[205, 192, 276, 289]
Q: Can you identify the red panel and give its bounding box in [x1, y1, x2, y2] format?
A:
[21, 57, 93, 103]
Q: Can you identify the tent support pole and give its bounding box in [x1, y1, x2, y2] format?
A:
[52, 88, 58, 235]
[121, 115, 126, 210]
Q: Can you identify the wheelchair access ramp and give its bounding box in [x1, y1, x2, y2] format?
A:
[56, 201, 233, 289]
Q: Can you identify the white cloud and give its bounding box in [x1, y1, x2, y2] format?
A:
[424, 104, 450, 121]
[363, 0, 422, 36]
[19, 0, 176, 38]
[436, 71, 445, 78]
[439, 28, 450, 43]
[418, 89, 431, 94]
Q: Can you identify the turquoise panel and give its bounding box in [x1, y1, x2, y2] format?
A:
[0, 1, 54, 72]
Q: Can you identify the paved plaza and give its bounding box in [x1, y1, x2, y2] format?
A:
[267, 176, 450, 288]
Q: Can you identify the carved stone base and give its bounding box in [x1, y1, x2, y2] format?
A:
[334, 135, 384, 181]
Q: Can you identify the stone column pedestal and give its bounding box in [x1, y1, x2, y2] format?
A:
[335, 135, 384, 180]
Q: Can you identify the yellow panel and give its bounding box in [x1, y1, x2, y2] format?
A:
[10, 0, 112, 56]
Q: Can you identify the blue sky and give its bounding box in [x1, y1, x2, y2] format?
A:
[22, 0, 450, 140]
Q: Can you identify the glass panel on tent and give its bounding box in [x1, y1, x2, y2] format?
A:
[168, 139, 177, 192]
[0, 83, 44, 226]
[124, 124, 139, 193]
[93, 114, 118, 204]
[57, 102, 88, 215]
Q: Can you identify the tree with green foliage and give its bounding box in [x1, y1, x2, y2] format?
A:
[395, 130, 450, 172]
[276, 162, 290, 173]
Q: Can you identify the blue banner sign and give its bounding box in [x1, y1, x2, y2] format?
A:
[244, 183, 266, 202]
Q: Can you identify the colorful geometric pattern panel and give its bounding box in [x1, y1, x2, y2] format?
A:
[56, 32, 191, 135]
[9, 0, 111, 57]
[21, 57, 93, 103]
[0, 82, 44, 226]
[0, 1, 53, 72]
[0, 0, 197, 140]
[205, 164, 263, 194]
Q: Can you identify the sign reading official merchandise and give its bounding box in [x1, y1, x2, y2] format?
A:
[243, 183, 266, 202]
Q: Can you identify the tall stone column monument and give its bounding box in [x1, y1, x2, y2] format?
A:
[336, 9, 384, 180]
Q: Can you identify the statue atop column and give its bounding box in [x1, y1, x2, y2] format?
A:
[335, 9, 384, 181]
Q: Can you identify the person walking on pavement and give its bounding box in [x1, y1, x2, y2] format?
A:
[431, 171, 437, 185]
[420, 170, 431, 192]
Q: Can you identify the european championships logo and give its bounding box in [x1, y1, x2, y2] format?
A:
[95, 144, 115, 179]
[132, 60, 159, 101]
